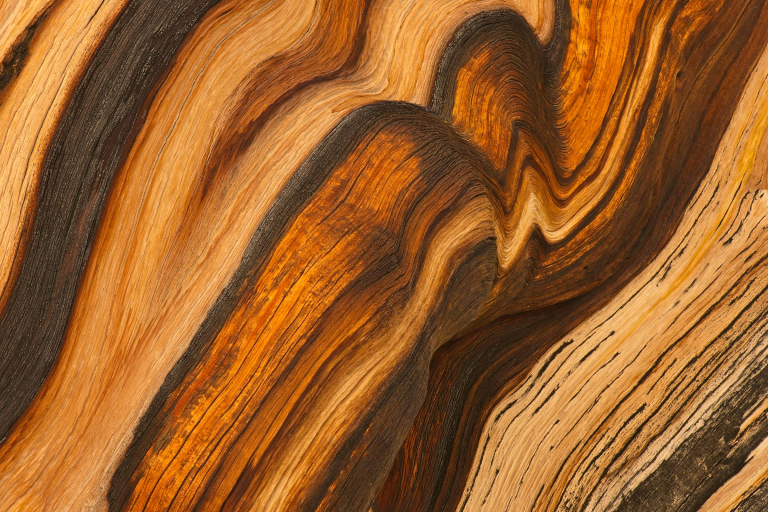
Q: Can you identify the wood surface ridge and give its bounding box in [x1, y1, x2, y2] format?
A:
[0, 0, 765, 511]
[459, 42, 768, 511]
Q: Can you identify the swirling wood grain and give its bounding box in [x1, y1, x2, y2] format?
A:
[0, 0, 766, 511]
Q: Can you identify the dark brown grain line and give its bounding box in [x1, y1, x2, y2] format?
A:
[108, 6, 566, 509]
[109, 99, 505, 510]
[0, 2, 56, 99]
[105, 1, 768, 508]
[735, 481, 768, 512]
[108, 99, 398, 511]
[0, 0, 223, 441]
[615, 292, 768, 511]
[0, 0, 58, 316]
[378, 0, 768, 509]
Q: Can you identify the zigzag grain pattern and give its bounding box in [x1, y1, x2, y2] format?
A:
[459, 44, 768, 510]
[0, 0, 552, 509]
[379, 0, 768, 509]
[108, 12, 562, 510]
[0, 0, 766, 511]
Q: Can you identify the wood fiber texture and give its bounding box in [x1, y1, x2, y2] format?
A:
[0, 0, 766, 511]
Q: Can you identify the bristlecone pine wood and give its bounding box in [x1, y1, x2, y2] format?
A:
[0, 0, 767, 510]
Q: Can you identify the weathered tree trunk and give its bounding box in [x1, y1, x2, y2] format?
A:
[0, 0, 766, 510]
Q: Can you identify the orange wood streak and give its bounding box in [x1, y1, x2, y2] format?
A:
[119, 110, 500, 512]
[0, 0, 766, 510]
[379, 0, 768, 508]
[0, 1, 555, 508]
[113, 11, 559, 510]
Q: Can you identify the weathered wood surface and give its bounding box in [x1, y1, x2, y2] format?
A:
[0, 0, 766, 510]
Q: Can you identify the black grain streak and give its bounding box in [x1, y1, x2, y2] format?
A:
[109, 101, 399, 511]
[0, 3, 55, 98]
[0, 0, 223, 442]
[617, 328, 768, 511]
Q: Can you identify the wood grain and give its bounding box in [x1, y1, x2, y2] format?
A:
[458, 44, 768, 510]
[0, 0, 766, 510]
